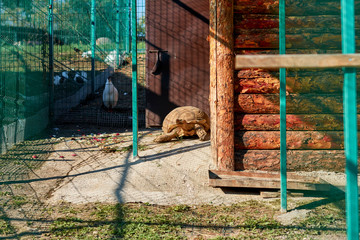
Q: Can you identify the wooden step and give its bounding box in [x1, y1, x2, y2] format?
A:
[209, 170, 331, 191]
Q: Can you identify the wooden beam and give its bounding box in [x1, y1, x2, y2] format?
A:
[210, 0, 235, 171]
[209, 170, 330, 191]
[209, 0, 218, 169]
[235, 54, 360, 69]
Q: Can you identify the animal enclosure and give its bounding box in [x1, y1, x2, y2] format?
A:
[0, 0, 146, 154]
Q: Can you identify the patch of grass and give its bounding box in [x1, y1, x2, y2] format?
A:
[166, 204, 191, 213]
[0, 217, 15, 235]
[39, 200, 347, 239]
[11, 195, 29, 207]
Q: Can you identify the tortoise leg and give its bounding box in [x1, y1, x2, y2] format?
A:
[195, 124, 208, 141]
[154, 128, 179, 143]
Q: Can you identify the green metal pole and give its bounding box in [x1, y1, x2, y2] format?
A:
[0, 2, 3, 142]
[116, 0, 120, 68]
[131, 0, 138, 157]
[91, 0, 96, 94]
[48, 0, 54, 121]
[279, 0, 287, 212]
[126, 0, 131, 53]
[341, 0, 359, 238]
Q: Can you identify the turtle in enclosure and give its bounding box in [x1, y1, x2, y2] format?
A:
[154, 106, 210, 143]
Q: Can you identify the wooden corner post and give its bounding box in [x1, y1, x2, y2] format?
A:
[209, 0, 235, 171]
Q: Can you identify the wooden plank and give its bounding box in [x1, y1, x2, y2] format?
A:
[234, 0, 344, 15]
[234, 32, 347, 50]
[208, 175, 330, 191]
[234, 15, 348, 31]
[235, 114, 347, 131]
[210, 170, 319, 182]
[235, 54, 360, 69]
[234, 131, 346, 150]
[235, 69, 353, 94]
[235, 150, 347, 172]
[235, 93, 351, 114]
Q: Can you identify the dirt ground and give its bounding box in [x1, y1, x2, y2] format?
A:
[22, 124, 347, 206]
[28, 125, 260, 206]
[0, 124, 353, 239]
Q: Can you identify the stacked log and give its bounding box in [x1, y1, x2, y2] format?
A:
[234, 0, 360, 172]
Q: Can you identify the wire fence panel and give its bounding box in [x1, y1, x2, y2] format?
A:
[0, 0, 49, 154]
[0, 0, 146, 154]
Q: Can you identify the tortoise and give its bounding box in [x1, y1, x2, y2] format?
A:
[154, 106, 210, 143]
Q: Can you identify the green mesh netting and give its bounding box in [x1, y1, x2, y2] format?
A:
[0, 0, 142, 154]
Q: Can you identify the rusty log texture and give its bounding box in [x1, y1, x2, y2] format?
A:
[209, 0, 217, 169]
[231, 0, 360, 172]
[234, 131, 348, 150]
[234, 0, 345, 15]
[233, 0, 360, 51]
[235, 150, 347, 172]
[234, 94, 354, 114]
[210, 0, 234, 171]
[235, 114, 348, 131]
[235, 69, 359, 94]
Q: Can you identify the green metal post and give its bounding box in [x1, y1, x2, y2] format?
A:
[116, 0, 120, 68]
[91, 0, 96, 94]
[48, 0, 54, 121]
[341, 0, 359, 238]
[279, 0, 287, 212]
[0, 2, 3, 138]
[131, 0, 138, 157]
[126, 0, 131, 53]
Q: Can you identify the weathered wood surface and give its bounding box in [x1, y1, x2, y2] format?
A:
[234, 0, 351, 16]
[234, 94, 354, 114]
[209, 0, 218, 168]
[235, 49, 343, 55]
[234, 15, 360, 33]
[234, 15, 346, 31]
[235, 150, 347, 172]
[235, 69, 351, 94]
[209, 170, 329, 191]
[235, 114, 347, 131]
[235, 54, 360, 69]
[209, 177, 329, 190]
[234, 33, 359, 50]
[210, 169, 320, 181]
[231, 0, 360, 173]
[210, 0, 235, 171]
[235, 131, 347, 150]
[208, 172, 329, 190]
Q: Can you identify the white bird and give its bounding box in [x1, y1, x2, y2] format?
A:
[104, 50, 124, 67]
[62, 71, 69, 79]
[54, 75, 61, 85]
[81, 50, 92, 58]
[74, 72, 81, 83]
[73, 71, 88, 84]
[103, 77, 118, 110]
[81, 71, 87, 80]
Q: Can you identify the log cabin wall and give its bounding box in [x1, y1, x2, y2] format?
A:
[233, 0, 360, 172]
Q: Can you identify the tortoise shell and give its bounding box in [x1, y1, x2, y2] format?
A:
[162, 106, 210, 134]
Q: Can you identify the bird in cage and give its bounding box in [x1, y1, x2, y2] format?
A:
[54, 71, 69, 85]
[62, 71, 69, 81]
[103, 76, 119, 111]
[53, 75, 61, 85]
[74, 71, 88, 84]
